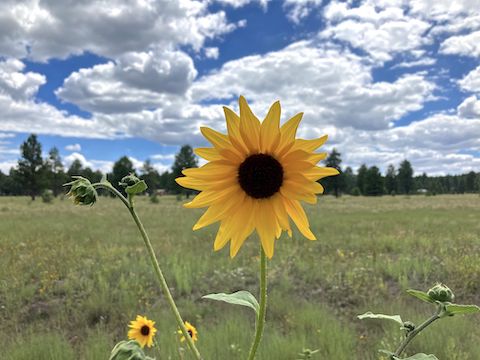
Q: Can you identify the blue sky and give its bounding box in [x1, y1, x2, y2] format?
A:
[0, 0, 479, 175]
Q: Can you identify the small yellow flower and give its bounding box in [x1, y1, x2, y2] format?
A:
[176, 96, 339, 258]
[127, 315, 157, 348]
[178, 321, 198, 342]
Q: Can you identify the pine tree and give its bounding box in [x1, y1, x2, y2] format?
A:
[357, 164, 368, 195]
[397, 160, 414, 194]
[46, 147, 67, 196]
[172, 145, 198, 197]
[140, 159, 161, 195]
[17, 134, 46, 200]
[385, 164, 396, 195]
[322, 148, 342, 197]
[364, 166, 384, 196]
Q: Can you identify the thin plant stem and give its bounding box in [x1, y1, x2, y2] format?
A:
[392, 305, 442, 358]
[247, 247, 268, 360]
[93, 183, 202, 360]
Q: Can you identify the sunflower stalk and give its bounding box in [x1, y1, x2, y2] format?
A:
[92, 182, 202, 360]
[246, 247, 268, 360]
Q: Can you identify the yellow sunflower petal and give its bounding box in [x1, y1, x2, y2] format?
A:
[260, 100, 281, 153]
[239, 95, 261, 152]
[280, 185, 318, 204]
[184, 185, 239, 208]
[304, 166, 340, 181]
[294, 135, 328, 152]
[229, 198, 255, 257]
[224, 106, 249, 155]
[193, 193, 244, 230]
[276, 112, 303, 156]
[256, 200, 277, 258]
[194, 147, 223, 161]
[182, 162, 237, 180]
[271, 193, 291, 234]
[201, 127, 232, 150]
[214, 221, 231, 251]
[283, 197, 316, 240]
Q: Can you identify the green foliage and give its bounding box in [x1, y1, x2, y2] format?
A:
[357, 312, 403, 326]
[398, 160, 414, 195]
[111, 156, 136, 194]
[364, 166, 384, 196]
[203, 290, 260, 315]
[172, 145, 198, 195]
[17, 134, 46, 200]
[41, 189, 54, 203]
[321, 148, 343, 197]
[109, 340, 154, 360]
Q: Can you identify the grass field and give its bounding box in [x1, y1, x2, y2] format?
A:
[1, 194, 479, 359]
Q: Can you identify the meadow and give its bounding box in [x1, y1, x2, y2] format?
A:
[1, 194, 479, 360]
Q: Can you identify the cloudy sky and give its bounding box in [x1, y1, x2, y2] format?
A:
[0, 0, 479, 175]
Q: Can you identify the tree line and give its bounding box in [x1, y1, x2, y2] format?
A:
[1, 134, 478, 199]
[0, 134, 198, 200]
[321, 149, 480, 197]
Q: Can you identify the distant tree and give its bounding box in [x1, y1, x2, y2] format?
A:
[364, 166, 384, 196]
[17, 134, 46, 200]
[67, 159, 84, 176]
[357, 164, 368, 195]
[343, 166, 356, 194]
[465, 171, 477, 193]
[322, 148, 343, 197]
[397, 160, 414, 194]
[140, 160, 161, 195]
[111, 156, 136, 193]
[46, 147, 68, 196]
[159, 171, 173, 192]
[172, 145, 198, 197]
[385, 164, 396, 195]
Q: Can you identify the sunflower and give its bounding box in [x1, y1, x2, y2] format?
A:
[178, 321, 198, 342]
[127, 315, 157, 348]
[176, 96, 339, 258]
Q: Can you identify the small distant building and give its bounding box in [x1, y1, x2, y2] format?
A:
[155, 189, 167, 196]
[417, 188, 428, 194]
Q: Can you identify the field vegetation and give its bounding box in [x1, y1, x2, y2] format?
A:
[1, 194, 479, 359]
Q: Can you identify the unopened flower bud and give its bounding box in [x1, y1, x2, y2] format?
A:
[64, 176, 97, 206]
[109, 340, 154, 360]
[427, 283, 455, 303]
[119, 173, 141, 188]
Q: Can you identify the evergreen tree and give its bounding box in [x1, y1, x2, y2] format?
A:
[385, 164, 396, 195]
[140, 160, 161, 195]
[172, 145, 198, 197]
[322, 148, 343, 197]
[343, 166, 356, 194]
[67, 159, 84, 176]
[364, 166, 384, 196]
[357, 164, 368, 195]
[17, 134, 46, 200]
[465, 171, 477, 192]
[46, 147, 67, 196]
[397, 160, 414, 194]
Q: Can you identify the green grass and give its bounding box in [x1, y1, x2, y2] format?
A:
[0, 194, 479, 359]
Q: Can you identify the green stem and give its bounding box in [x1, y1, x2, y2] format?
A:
[392, 305, 442, 358]
[247, 247, 268, 360]
[94, 183, 202, 360]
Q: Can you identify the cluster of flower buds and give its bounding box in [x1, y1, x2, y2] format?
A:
[119, 173, 148, 195]
[64, 176, 97, 206]
[427, 283, 455, 303]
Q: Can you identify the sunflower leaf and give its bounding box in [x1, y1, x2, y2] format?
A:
[357, 312, 403, 326]
[407, 289, 435, 304]
[125, 180, 148, 195]
[445, 303, 480, 316]
[202, 290, 259, 315]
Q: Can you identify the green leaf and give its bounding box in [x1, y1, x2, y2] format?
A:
[126, 180, 148, 195]
[445, 303, 480, 316]
[403, 354, 439, 360]
[202, 290, 259, 315]
[407, 289, 435, 304]
[357, 312, 403, 326]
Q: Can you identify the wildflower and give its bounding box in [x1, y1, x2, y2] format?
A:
[176, 96, 338, 258]
[64, 176, 97, 206]
[128, 315, 157, 348]
[178, 321, 198, 342]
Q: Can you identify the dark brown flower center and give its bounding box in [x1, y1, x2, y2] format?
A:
[140, 325, 150, 336]
[188, 329, 193, 337]
[238, 154, 283, 199]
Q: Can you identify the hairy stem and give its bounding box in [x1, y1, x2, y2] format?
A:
[247, 247, 268, 360]
[392, 305, 442, 358]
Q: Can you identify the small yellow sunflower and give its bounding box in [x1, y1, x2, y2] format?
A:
[127, 315, 157, 348]
[178, 321, 198, 342]
[176, 96, 339, 258]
